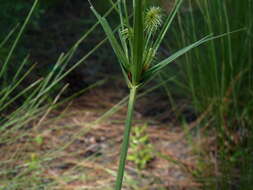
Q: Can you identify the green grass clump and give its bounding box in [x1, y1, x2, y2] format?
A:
[161, 0, 253, 189]
[0, 1, 120, 189]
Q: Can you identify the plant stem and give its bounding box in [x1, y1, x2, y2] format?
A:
[115, 85, 138, 190]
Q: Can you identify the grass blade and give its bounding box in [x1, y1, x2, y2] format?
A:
[0, 0, 39, 78]
[153, 0, 183, 53]
[145, 35, 212, 76]
[89, 3, 128, 69]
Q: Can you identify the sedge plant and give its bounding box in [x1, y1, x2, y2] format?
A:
[88, 0, 220, 189]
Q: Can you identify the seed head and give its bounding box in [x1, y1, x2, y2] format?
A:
[120, 27, 133, 40]
[145, 6, 163, 33]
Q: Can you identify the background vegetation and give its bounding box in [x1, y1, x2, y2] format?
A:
[0, 0, 252, 189]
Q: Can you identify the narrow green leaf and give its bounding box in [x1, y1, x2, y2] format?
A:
[149, 30, 241, 77]
[0, 64, 37, 107]
[0, 0, 39, 77]
[153, 0, 183, 53]
[12, 55, 29, 82]
[89, 4, 128, 69]
[145, 35, 212, 77]
[119, 63, 132, 88]
[0, 24, 19, 48]
[0, 78, 43, 112]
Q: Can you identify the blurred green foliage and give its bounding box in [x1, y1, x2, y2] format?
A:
[162, 0, 253, 189]
[127, 124, 154, 170]
[0, 1, 44, 69]
[0, 1, 43, 31]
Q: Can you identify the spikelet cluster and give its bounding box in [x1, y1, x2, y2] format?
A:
[121, 27, 133, 40]
[145, 6, 163, 33]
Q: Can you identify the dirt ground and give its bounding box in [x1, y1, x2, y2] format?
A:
[25, 80, 206, 190]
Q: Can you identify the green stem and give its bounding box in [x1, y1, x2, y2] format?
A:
[115, 85, 138, 190]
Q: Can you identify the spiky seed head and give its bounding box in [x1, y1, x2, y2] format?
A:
[120, 27, 133, 40]
[145, 6, 163, 33]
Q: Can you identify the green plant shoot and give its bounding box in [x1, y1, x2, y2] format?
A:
[88, 0, 218, 189]
[127, 124, 154, 170]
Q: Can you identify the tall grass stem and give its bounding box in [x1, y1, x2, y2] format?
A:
[115, 85, 138, 190]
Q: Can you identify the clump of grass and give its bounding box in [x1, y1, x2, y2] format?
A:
[88, 0, 220, 189]
[0, 1, 121, 189]
[161, 0, 253, 189]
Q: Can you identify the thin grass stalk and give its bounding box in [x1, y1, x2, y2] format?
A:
[0, 24, 19, 48]
[0, 0, 38, 79]
[115, 85, 138, 190]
